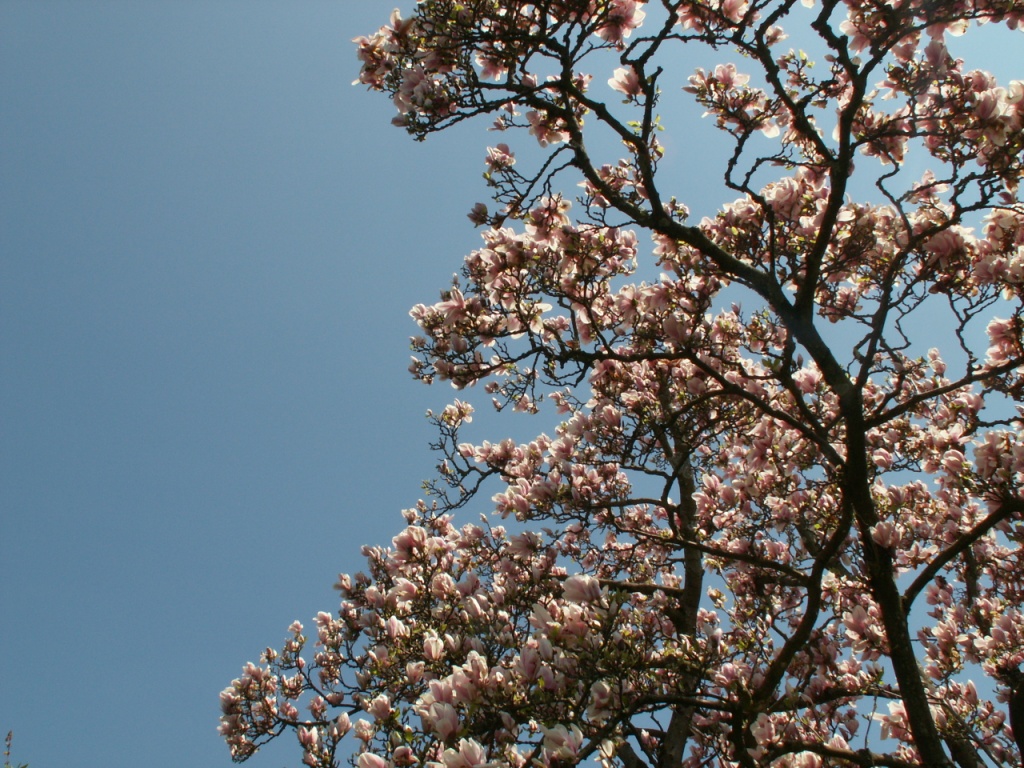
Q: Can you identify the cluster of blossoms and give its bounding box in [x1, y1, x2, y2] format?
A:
[221, 508, 705, 767]
[227, 2, 1024, 767]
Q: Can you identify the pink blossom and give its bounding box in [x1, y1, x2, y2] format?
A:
[870, 521, 899, 549]
[526, 110, 569, 147]
[608, 66, 642, 98]
[594, 0, 647, 45]
[874, 702, 911, 741]
[331, 713, 351, 739]
[562, 574, 603, 603]
[358, 754, 389, 768]
[542, 724, 584, 761]
[720, 0, 748, 23]
[423, 632, 445, 661]
[442, 739, 487, 768]
[474, 51, 507, 81]
[354, 719, 375, 742]
[422, 701, 460, 741]
[484, 144, 515, 172]
[367, 694, 392, 721]
[748, 713, 776, 758]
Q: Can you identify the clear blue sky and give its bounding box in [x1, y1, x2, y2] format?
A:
[1, 3, 1020, 768]
[1, 3, 489, 766]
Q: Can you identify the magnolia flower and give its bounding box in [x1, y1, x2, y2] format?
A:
[562, 573, 603, 603]
[358, 754, 389, 768]
[423, 701, 460, 741]
[484, 144, 515, 172]
[542, 724, 584, 761]
[608, 66, 642, 97]
[595, 0, 647, 45]
[748, 713, 776, 758]
[442, 739, 487, 768]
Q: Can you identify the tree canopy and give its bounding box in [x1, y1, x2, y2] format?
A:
[221, 2, 1024, 766]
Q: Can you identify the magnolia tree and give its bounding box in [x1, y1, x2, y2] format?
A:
[221, 1, 1024, 766]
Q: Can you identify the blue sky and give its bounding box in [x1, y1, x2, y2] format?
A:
[1, 3, 489, 766]
[2, 3, 1022, 768]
